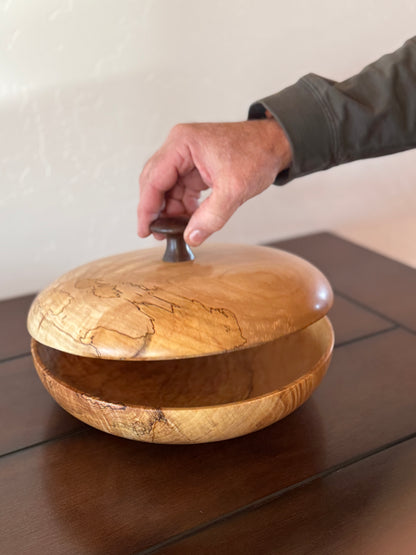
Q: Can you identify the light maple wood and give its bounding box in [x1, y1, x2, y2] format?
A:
[31, 316, 334, 444]
[27, 244, 333, 360]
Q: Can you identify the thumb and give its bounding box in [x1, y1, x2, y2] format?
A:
[184, 185, 240, 247]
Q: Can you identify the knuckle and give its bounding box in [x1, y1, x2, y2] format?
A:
[169, 123, 188, 138]
[205, 206, 228, 231]
[139, 156, 153, 185]
[221, 181, 244, 207]
[139, 170, 149, 191]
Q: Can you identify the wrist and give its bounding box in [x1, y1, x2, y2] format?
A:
[261, 117, 293, 173]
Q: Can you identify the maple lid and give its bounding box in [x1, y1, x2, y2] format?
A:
[27, 219, 333, 361]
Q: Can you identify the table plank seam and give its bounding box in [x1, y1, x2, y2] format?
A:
[333, 289, 416, 335]
[0, 427, 86, 461]
[272, 230, 416, 273]
[0, 320, 398, 367]
[0, 351, 31, 366]
[0, 325, 404, 457]
[329, 231, 416, 271]
[136, 430, 416, 555]
[0, 320, 406, 368]
[334, 324, 398, 349]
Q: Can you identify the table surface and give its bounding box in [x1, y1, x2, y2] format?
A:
[1, 232, 415, 555]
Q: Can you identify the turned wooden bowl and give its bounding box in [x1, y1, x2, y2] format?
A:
[28, 218, 335, 444]
[31, 317, 334, 444]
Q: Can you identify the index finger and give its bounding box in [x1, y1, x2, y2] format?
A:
[137, 182, 166, 238]
[137, 150, 186, 237]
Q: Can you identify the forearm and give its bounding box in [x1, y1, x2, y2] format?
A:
[249, 36, 416, 184]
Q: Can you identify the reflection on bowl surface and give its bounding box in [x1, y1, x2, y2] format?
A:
[32, 317, 333, 443]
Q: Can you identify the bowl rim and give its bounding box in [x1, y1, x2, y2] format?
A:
[31, 316, 334, 413]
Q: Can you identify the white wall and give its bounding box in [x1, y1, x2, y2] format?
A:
[1, 0, 415, 299]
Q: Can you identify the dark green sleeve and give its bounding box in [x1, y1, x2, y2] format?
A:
[249, 36, 416, 184]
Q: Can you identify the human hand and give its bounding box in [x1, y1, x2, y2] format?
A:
[138, 119, 292, 246]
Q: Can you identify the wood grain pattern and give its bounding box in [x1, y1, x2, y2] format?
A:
[0, 291, 388, 457]
[1, 328, 416, 553]
[272, 232, 416, 332]
[160, 438, 416, 554]
[1, 233, 414, 554]
[0, 294, 35, 360]
[31, 317, 334, 444]
[27, 244, 333, 360]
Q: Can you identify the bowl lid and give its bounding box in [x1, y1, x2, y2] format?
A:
[27, 220, 333, 360]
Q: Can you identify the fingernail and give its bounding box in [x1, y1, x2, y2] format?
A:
[188, 229, 205, 246]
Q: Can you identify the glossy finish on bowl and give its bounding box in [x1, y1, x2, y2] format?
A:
[28, 244, 333, 360]
[31, 317, 334, 444]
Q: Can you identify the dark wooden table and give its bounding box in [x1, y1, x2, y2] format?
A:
[1, 233, 415, 555]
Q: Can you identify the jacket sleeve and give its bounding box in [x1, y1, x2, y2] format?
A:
[249, 36, 416, 185]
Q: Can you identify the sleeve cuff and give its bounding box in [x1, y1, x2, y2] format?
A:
[249, 76, 337, 184]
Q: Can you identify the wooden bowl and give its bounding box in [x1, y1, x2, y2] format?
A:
[31, 317, 334, 444]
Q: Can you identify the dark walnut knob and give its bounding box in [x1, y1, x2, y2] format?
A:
[150, 217, 195, 263]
